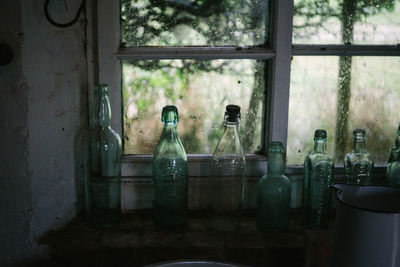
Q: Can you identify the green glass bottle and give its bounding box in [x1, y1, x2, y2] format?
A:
[387, 123, 400, 187]
[153, 105, 188, 229]
[87, 84, 122, 227]
[208, 105, 245, 231]
[257, 142, 291, 232]
[344, 129, 374, 185]
[302, 129, 334, 229]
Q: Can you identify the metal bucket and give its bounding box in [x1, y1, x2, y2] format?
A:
[329, 184, 400, 267]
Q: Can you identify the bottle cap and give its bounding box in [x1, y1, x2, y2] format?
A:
[225, 104, 241, 122]
[314, 129, 327, 139]
[96, 83, 109, 94]
[353, 128, 366, 140]
[162, 105, 179, 123]
[353, 128, 366, 135]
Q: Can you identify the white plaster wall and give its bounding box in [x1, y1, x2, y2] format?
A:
[21, 0, 88, 240]
[0, 0, 88, 264]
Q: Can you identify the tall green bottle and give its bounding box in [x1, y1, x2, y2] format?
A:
[387, 123, 400, 187]
[257, 142, 291, 232]
[87, 84, 122, 227]
[302, 129, 334, 229]
[153, 105, 188, 229]
[344, 129, 374, 185]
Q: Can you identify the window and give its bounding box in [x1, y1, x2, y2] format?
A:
[95, 0, 400, 175]
[287, 0, 400, 166]
[96, 0, 292, 178]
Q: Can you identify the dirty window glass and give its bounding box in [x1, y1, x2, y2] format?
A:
[293, 0, 400, 44]
[287, 56, 400, 165]
[120, 0, 269, 46]
[122, 59, 265, 154]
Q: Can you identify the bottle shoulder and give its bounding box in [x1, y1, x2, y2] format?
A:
[307, 152, 333, 164]
[214, 131, 244, 156]
[90, 128, 122, 148]
[345, 151, 373, 164]
[154, 140, 187, 160]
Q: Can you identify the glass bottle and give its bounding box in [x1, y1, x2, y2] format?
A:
[257, 142, 291, 232]
[387, 123, 400, 187]
[87, 84, 122, 227]
[344, 129, 374, 185]
[302, 129, 334, 229]
[207, 105, 246, 231]
[152, 105, 188, 230]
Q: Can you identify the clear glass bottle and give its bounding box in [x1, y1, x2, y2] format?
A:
[344, 129, 374, 185]
[87, 84, 122, 227]
[153, 105, 188, 230]
[208, 105, 246, 230]
[387, 123, 400, 187]
[302, 129, 334, 229]
[257, 142, 291, 232]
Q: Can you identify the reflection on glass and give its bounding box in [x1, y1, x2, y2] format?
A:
[288, 56, 400, 165]
[293, 0, 400, 44]
[120, 0, 269, 46]
[122, 59, 264, 154]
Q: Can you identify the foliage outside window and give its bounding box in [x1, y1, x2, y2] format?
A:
[120, 0, 270, 155]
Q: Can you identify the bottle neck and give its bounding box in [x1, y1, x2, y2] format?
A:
[97, 92, 111, 128]
[223, 120, 239, 135]
[314, 138, 327, 154]
[162, 123, 178, 141]
[353, 139, 366, 153]
[268, 152, 284, 176]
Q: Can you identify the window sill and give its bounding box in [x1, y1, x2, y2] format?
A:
[122, 154, 268, 178]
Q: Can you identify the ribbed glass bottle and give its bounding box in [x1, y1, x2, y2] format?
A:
[152, 105, 188, 230]
[87, 84, 122, 227]
[208, 105, 245, 231]
[344, 129, 374, 185]
[257, 142, 291, 232]
[302, 129, 334, 229]
[387, 123, 400, 187]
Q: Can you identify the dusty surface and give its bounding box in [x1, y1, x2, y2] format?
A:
[39, 210, 333, 267]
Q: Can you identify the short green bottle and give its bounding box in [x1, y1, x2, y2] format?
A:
[302, 129, 334, 229]
[152, 106, 188, 230]
[387, 123, 400, 187]
[257, 142, 291, 232]
[87, 84, 122, 227]
[344, 129, 374, 185]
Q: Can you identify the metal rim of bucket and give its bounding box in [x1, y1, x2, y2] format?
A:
[332, 183, 400, 214]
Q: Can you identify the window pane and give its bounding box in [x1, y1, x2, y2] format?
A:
[120, 0, 269, 46]
[123, 59, 265, 154]
[287, 56, 400, 165]
[293, 0, 400, 44]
